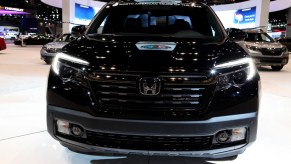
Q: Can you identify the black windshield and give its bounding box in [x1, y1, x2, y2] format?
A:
[87, 3, 225, 41]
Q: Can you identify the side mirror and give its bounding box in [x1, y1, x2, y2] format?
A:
[226, 28, 247, 42]
[71, 25, 86, 35]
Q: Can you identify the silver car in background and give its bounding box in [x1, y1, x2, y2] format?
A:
[241, 29, 289, 71]
[40, 33, 79, 64]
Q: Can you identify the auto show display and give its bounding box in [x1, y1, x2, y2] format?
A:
[47, 0, 260, 160]
[14, 34, 54, 46]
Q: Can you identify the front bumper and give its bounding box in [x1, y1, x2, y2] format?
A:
[47, 105, 258, 158]
[248, 51, 289, 66]
[252, 56, 289, 66]
[40, 49, 57, 61]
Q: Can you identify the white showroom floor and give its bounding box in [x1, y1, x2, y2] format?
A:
[1, 44, 291, 164]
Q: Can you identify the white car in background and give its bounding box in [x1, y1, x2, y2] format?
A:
[4, 32, 18, 40]
[40, 33, 80, 64]
[0, 26, 20, 40]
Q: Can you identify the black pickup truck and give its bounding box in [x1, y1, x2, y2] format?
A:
[47, 0, 260, 160]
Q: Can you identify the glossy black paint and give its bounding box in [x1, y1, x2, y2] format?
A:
[48, 35, 259, 119]
[47, 1, 260, 158]
[63, 35, 248, 70]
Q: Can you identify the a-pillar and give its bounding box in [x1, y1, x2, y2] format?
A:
[286, 7, 291, 38]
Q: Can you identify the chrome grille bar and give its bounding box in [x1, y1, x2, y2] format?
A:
[88, 72, 214, 118]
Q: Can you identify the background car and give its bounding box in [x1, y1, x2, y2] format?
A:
[239, 29, 289, 71]
[0, 37, 6, 51]
[4, 32, 18, 40]
[14, 34, 54, 45]
[40, 33, 80, 64]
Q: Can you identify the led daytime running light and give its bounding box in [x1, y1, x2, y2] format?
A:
[52, 53, 89, 75]
[215, 58, 256, 80]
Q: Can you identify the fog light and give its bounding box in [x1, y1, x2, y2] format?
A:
[231, 127, 246, 142]
[70, 124, 84, 137]
[56, 120, 70, 135]
[216, 130, 231, 143]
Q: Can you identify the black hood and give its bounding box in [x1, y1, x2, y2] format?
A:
[62, 35, 248, 74]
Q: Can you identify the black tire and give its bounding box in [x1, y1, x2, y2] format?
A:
[224, 155, 238, 161]
[207, 155, 238, 161]
[44, 59, 52, 64]
[271, 65, 284, 71]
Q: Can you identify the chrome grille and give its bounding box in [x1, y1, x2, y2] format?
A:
[46, 48, 62, 53]
[90, 74, 212, 110]
[88, 73, 215, 119]
[259, 48, 283, 56]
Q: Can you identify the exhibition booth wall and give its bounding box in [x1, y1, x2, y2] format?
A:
[41, 0, 291, 34]
[61, 0, 105, 34]
[212, 0, 269, 30]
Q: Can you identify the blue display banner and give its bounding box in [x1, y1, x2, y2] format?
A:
[234, 7, 256, 25]
[75, 3, 99, 25]
[215, 6, 257, 29]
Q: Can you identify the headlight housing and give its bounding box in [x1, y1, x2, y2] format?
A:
[52, 53, 89, 84]
[214, 58, 256, 90]
[245, 44, 259, 52]
[282, 46, 287, 52]
[282, 46, 289, 56]
[42, 46, 47, 51]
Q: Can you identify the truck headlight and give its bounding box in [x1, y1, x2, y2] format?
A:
[282, 46, 289, 56]
[245, 45, 259, 51]
[214, 58, 256, 90]
[52, 53, 89, 75]
[52, 53, 89, 84]
[42, 46, 47, 51]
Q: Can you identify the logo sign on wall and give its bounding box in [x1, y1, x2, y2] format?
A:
[0, 6, 28, 15]
[215, 7, 257, 29]
[234, 7, 256, 25]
